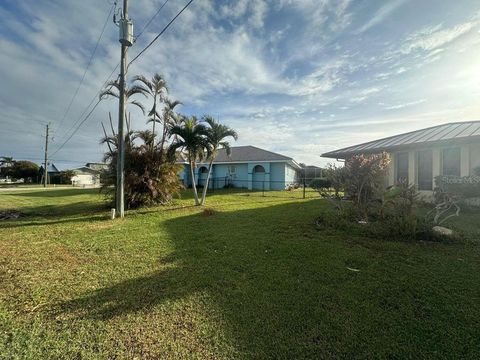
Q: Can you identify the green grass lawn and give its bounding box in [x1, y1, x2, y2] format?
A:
[1, 188, 479, 359]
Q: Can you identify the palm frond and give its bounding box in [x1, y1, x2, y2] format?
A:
[130, 100, 146, 114]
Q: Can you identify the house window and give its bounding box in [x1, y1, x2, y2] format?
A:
[395, 152, 409, 185]
[442, 148, 461, 177]
[228, 165, 236, 174]
[417, 150, 433, 190]
[253, 165, 265, 173]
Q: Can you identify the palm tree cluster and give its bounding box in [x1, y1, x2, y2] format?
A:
[168, 115, 238, 205]
[99, 73, 237, 208]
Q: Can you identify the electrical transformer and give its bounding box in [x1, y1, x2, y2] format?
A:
[119, 18, 133, 47]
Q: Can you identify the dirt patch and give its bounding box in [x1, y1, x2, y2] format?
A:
[0, 210, 25, 220]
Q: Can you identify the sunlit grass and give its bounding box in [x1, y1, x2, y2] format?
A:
[0, 188, 479, 359]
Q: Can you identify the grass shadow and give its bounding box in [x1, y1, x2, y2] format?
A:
[44, 198, 480, 358]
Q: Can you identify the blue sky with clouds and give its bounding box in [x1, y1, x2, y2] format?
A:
[1, 0, 480, 168]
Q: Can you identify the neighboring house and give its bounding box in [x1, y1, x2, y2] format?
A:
[39, 163, 60, 182]
[71, 163, 107, 187]
[39, 163, 60, 175]
[178, 145, 301, 190]
[322, 121, 480, 197]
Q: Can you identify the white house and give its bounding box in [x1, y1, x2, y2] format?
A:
[71, 163, 107, 187]
[322, 121, 480, 197]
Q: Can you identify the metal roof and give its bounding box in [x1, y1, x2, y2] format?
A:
[322, 121, 480, 159]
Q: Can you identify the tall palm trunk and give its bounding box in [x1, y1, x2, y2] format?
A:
[151, 97, 157, 145]
[200, 159, 214, 205]
[158, 117, 169, 164]
[189, 157, 200, 205]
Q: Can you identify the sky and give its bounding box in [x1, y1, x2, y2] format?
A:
[1, 0, 480, 169]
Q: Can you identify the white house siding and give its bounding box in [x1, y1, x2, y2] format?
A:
[72, 174, 100, 187]
[285, 164, 297, 184]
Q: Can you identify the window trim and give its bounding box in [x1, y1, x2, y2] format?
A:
[228, 165, 236, 174]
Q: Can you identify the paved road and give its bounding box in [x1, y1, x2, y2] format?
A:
[0, 186, 98, 192]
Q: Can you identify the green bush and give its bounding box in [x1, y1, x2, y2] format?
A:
[309, 177, 331, 190]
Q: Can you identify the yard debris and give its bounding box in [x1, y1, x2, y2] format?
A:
[0, 210, 23, 220]
[346, 267, 360, 272]
[202, 208, 216, 216]
[432, 226, 454, 237]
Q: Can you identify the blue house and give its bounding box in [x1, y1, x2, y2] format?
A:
[178, 146, 301, 191]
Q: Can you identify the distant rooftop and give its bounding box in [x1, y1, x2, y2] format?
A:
[213, 146, 293, 163]
[322, 121, 480, 159]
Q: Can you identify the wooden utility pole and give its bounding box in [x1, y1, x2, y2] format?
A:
[116, 0, 132, 218]
[43, 124, 49, 188]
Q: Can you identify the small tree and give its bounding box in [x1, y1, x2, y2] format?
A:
[101, 129, 183, 208]
[11, 161, 39, 182]
[344, 153, 390, 216]
[167, 117, 209, 206]
[200, 116, 238, 205]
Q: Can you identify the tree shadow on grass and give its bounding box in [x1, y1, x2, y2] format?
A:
[0, 200, 110, 229]
[51, 199, 480, 358]
[53, 200, 347, 357]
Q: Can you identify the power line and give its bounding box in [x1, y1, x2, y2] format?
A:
[49, 0, 187, 159]
[54, 3, 115, 134]
[135, 0, 170, 41]
[49, 96, 104, 158]
[16, 157, 90, 164]
[51, 64, 119, 155]
[129, 0, 195, 66]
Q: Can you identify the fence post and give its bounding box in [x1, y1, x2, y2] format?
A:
[262, 180, 265, 197]
[303, 177, 306, 199]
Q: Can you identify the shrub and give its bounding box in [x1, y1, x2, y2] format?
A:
[309, 178, 331, 190]
[101, 134, 184, 209]
[50, 170, 75, 185]
[322, 153, 391, 219]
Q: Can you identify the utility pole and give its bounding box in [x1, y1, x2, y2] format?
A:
[116, 0, 133, 218]
[43, 124, 49, 188]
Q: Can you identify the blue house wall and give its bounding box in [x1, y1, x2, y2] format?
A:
[180, 161, 298, 191]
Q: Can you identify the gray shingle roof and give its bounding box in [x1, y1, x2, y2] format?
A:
[213, 146, 293, 163]
[322, 121, 480, 159]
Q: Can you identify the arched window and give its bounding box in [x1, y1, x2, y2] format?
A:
[199, 166, 209, 174]
[253, 165, 265, 173]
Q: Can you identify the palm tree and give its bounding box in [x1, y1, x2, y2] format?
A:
[99, 80, 147, 115]
[158, 99, 182, 160]
[132, 74, 168, 143]
[0, 156, 14, 167]
[168, 116, 208, 205]
[0, 156, 15, 178]
[200, 116, 238, 205]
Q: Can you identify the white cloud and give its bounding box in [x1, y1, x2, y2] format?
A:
[357, 0, 409, 33]
[400, 21, 477, 54]
[384, 99, 426, 110]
